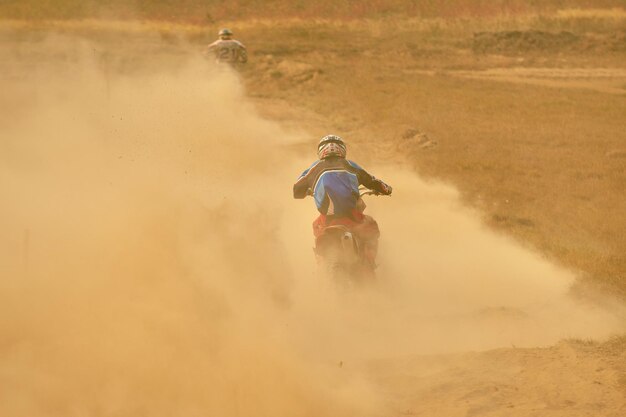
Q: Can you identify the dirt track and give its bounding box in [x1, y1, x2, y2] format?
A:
[1, 20, 626, 417]
[374, 339, 626, 416]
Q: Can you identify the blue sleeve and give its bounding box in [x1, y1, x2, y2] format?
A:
[294, 160, 319, 199]
[297, 160, 319, 180]
[347, 160, 389, 193]
[347, 160, 364, 170]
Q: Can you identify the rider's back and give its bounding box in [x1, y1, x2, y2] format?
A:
[294, 157, 379, 217]
[207, 39, 248, 63]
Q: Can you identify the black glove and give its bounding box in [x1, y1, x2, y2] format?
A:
[380, 182, 392, 195]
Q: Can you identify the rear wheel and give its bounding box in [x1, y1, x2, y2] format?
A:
[350, 260, 376, 283]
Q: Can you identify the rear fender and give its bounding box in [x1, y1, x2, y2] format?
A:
[315, 225, 359, 262]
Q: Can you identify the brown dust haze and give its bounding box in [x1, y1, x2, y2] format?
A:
[0, 36, 623, 416]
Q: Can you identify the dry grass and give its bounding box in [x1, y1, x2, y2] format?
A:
[2, 6, 624, 43]
[1, 0, 625, 22]
[556, 7, 626, 19]
[0, 18, 202, 34]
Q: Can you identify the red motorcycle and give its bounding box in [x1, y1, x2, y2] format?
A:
[312, 187, 387, 285]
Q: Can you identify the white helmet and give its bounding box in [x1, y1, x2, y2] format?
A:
[317, 135, 346, 160]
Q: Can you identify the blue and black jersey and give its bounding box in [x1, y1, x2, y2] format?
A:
[293, 157, 389, 217]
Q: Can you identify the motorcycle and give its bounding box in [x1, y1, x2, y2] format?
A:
[311, 187, 387, 285]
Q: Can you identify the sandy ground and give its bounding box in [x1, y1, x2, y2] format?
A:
[405, 67, 626, 95]
[368, 339, 626, 416]
[0, 21, 625, 417]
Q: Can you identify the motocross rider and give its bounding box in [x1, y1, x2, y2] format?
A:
[204, 28, 248, 64]
[293, 135, 392, 266]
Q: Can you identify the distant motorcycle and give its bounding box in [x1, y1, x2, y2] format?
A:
[312, 187, 388, 286]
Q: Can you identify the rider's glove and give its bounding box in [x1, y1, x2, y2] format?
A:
[382, 183, 392, 195]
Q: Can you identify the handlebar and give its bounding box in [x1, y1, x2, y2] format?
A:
[359, 186, 388, 197]
[305, 186, 389, 197]
[360, 190, 381, 197]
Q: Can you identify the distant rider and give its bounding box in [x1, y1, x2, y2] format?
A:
[204, 28, 248, 64]
[293, 135, 392, 266]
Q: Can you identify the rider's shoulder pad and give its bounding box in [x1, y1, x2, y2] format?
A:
[298, 160, 321, 179]
[347, 160, 364, 170]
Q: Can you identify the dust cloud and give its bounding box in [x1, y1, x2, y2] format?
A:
[0, 36, 623, 416]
